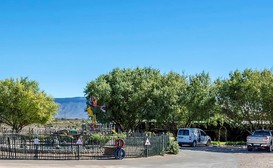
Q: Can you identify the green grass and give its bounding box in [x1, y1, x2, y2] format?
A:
[212, 141, 246, 145]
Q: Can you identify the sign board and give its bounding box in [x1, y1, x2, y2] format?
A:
[76, 138, 83, 145]
[145, 138, 151, 146]
[34, 138, 39, 145]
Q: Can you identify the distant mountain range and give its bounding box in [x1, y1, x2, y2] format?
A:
[54, 97, 89, 119]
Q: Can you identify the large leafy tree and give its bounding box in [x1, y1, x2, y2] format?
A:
[217, 69, 273, 132]
[146, 71, 187, 131]
[85, 68, 188, 132]
[260, 70, 273, 126]
[181, 72, 217, 127]
[0, 77, 58, 133]
[85, 68, 161, 131]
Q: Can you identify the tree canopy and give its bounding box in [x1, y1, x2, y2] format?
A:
[85, 68, 189, 132]
[181, 71, 217, 127]
[0, 77, 58, 132]
[217, 69, 273, 132]
[85, 67, 273, 133]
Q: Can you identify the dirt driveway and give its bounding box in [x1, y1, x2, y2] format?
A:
[0, 146, 272, 168]
[183, 145, 273, 168]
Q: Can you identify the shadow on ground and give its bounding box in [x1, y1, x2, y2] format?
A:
[180, 145, 273, 154]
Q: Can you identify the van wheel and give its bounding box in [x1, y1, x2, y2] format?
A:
[206, 140, 211, 146]
[191, 141, 197, 147]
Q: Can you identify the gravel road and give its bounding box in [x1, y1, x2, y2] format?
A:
[183, 145, 273, 168]
[1, 146, 272, 168]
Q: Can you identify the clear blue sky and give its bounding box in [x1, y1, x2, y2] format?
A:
[1, 0, 273, 98]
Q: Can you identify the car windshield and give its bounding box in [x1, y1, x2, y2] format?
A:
[253, 131, 270, 136]
[178, 129, 189, 135]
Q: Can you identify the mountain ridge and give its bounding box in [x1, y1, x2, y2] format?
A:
[54, 97, 88, 119]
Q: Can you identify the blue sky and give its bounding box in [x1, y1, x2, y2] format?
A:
[1, 0, 273, 98]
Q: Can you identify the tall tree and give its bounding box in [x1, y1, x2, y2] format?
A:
[85, 67, 191, 132]
[0, 77, 58, 133]
[85, 67, 162, 131]
[146, 71, 187, 132]
[260, 70, 273, 127]
[181, 72, 216, 127]
[217, 69, 273, 132]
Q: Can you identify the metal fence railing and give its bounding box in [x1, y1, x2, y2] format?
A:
[0, 133, 170, 160]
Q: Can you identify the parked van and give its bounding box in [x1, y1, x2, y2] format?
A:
[177, 128, 211, 147]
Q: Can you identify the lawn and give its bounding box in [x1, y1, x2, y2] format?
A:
[212, 141, 246, 146]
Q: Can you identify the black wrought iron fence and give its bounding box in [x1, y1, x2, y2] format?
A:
[0, 133, 170, 160]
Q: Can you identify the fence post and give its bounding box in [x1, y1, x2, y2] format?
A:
[77, 145, 80, 160]
[7, 137, 11, 159]
[162, 134, 165, 155]
[13, 137, 16, 159]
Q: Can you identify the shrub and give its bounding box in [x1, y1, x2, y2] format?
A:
[167, 140, 180, 155]
[145, 131, 156, 137]
[90, 133, 110, 145]
[89, 133, 127, 145]
[166, 132, 179, 155]
[110, 132, 127, 139]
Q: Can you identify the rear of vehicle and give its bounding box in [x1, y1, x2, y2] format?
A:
[247, 130, 272, 152]
[177, 128, 195, 146]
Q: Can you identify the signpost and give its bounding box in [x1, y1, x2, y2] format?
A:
[76, 137, 83, 160]
[34, 135, 39, 159]
[145, 138, 151, 157]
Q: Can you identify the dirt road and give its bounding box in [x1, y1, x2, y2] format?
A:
[0, 146, 272, 168]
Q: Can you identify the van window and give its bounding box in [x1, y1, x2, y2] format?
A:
[200, 130, 206, 136]
[178, 129, 189, 135]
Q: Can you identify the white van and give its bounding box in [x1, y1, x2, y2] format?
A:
[177, 128, 211, 147]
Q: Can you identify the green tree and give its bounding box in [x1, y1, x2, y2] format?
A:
[147, 71, 187, 132]
[0, 77, 58, 133]
[260, 70, 273, 127]
[217, 69, 273, 132]
[85, 67, 190, 132]
[85, 68, 162, 131]
[181, 72, 216, 127]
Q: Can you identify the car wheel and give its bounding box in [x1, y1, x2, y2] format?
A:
[206, 140, 211, 146]
[192, 141, 197, 147]
[267, 145, 272, 152]
[247, 146, 252, 151]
